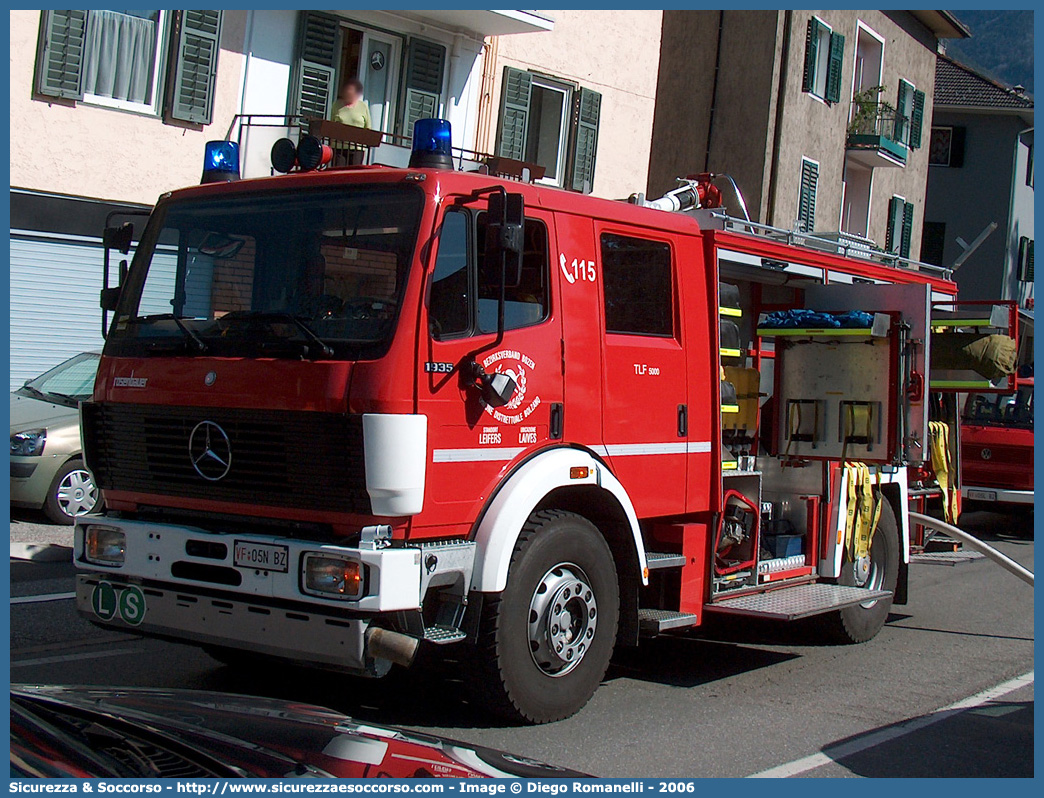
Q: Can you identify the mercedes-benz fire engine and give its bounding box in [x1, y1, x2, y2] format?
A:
[75, 120, 1017, 723]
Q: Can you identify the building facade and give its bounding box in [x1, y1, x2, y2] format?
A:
[10, 9, 666, 389]
[921, 53, 1034, 309]
[647, 10, 967, 260]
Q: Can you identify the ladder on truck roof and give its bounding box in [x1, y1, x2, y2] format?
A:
[690, 209, 954, 281]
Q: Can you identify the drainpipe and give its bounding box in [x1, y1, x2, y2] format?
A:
[702, 10, 725, 172]
[475, 37, 498, 155]
[766, 9, 792, 227]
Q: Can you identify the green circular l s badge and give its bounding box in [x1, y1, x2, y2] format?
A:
[91, 582, 146, 626]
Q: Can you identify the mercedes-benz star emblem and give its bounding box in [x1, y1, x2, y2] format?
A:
[204, 371, 217, 386]
[189, 421, 232, 481]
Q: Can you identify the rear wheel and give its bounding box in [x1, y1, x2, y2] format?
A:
[823, 499, 899, 643]
[468, 510, 619, 724]
[44, 459, 101, 525]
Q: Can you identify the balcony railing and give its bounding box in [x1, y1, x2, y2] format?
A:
[224, 114, 546, 183]
[846, 103, 908, 164]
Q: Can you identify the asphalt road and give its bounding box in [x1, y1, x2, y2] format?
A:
[9, 508, 1034, 778]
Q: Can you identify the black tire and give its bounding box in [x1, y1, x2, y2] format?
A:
[823, 499, 899, 644]
[467, 509, 619, 724]
[43, 459, 102, 525]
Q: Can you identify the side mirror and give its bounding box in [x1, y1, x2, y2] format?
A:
[103, 222, 134, 255]
[483, 192, 524, 289]
[469, 363, 518, 408]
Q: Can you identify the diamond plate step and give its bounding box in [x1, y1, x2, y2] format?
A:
[705, 583, 892, 621]
[646, 552, 687, 570]
[911, 550, 985, 566]
[423, 625, 467, 645]
[638, 608, 699, 634]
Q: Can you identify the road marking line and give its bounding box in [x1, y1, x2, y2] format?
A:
[11, 648, 140, 668]
[10, 591, 76, 605]
[748, 671, 1034, 778]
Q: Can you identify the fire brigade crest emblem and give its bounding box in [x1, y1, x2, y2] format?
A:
[480, 350, 541, 424]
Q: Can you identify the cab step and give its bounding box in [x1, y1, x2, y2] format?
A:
[638, 608, 699, 634]
[704, 583, 891, 621]
[422, 625, 467, 645]
[646, 552, 687, 570]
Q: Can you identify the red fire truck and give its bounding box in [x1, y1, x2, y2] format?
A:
[75, 121, 1016, 724]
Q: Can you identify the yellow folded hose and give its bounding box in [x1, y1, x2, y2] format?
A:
[928, 421, 959, 523]
[844, 463, 883, 563]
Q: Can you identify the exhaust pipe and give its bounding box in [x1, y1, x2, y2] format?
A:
[365, 627, 420, 668]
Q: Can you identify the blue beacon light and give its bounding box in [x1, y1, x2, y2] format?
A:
[409, 118, 454, 170]
[201, 140, 241, 184]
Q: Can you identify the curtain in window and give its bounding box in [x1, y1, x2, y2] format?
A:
[82, 10, 156, 104]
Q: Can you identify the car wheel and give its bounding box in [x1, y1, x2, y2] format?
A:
[44, 459, 102, 525]
[468, 509, 619, 724]
[822, 499, 899, 644]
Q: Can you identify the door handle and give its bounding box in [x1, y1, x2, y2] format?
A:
[677, 404, 688, 437]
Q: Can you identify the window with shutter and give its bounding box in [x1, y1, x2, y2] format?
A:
[900, 201, 914, 259]
[568, 87, 601, 193]
[291, 12, 339, 121]
[36, 10, 87, 100]
[170, 10, 222, 124]
[797, 158, 818, 232]
[496, 67, 533, 161]
[885, 196, 904, 254]
[1018, 237, 1035, 282]
[402, 39, 446, 142]
[802, 18, 820, 94]
[825, 31, 845, 103]
[894, 79, 913, 146]
[909, 89, 925, 149]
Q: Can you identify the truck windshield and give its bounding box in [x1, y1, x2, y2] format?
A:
[109, 186, 424, 359]
[963, 384, 1034, 429]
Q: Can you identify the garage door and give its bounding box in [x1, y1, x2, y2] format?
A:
[9, 234, 177, 391]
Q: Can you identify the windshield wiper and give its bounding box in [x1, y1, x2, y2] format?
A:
[138, 313, 208, 353]
[223, 311, 334, 358]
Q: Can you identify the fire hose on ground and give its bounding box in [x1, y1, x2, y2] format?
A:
[908, 511, 1034, 587]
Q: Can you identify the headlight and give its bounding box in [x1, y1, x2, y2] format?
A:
[302, 554, 364, 599]
[84, 525, 126, 565]
[10, 429, 46, 457]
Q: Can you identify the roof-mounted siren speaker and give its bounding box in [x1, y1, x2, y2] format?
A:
[270, 135, 332, 174]
[409, 119, 454, 170]
[201, 141, 240, 184]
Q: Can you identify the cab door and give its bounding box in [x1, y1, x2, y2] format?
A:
[415, 200, 563, 535]
[596, 226, 688, 517]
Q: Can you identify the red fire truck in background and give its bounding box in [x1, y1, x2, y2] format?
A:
[75, 120, 1017, 723]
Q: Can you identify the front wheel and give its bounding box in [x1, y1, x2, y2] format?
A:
[44, 459, 102, 525]
[823, 499, 900, 643]
[468, 510, 620, 724]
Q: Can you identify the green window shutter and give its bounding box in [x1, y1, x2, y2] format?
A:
[1019, 237, 1035, 282]
[900, 202, 914, 258]
[1028, 240, 1035, 282]
[798, 159, 818, 231]
[825, 31, 845, 104]
[291, 12, 340, 120]
[402, 39, 446, 141]
[894, 80, 911, 144]
[170, 10, 223, 124]
[36, 10, 87, 100]
[885, 197, 903, 253]
[802, 18, 821, 94]
[909, 90, 926, 149]
[496, 67, 532, 160]
[569, 87, 601, 193]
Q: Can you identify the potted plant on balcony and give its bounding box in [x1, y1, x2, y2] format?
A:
[848, 86, 892, 136]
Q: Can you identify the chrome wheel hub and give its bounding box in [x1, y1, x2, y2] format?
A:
[57, 469, 98, 518]
[527, 563, 597, 677]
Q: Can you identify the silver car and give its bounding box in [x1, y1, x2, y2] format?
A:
[10, 352, 101, 524]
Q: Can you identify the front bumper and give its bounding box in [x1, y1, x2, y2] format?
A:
[961, 486, 1035, 505]
[9, 455, 62, 508]
[75, 573, 382, 672]
[73, 517, 429, 675]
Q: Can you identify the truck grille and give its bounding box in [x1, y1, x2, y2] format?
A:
[81, 403, 371, 514]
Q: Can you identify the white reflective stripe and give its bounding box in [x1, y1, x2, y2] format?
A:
[433, 447, 526, 463]
[434, 441, 713, 463]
